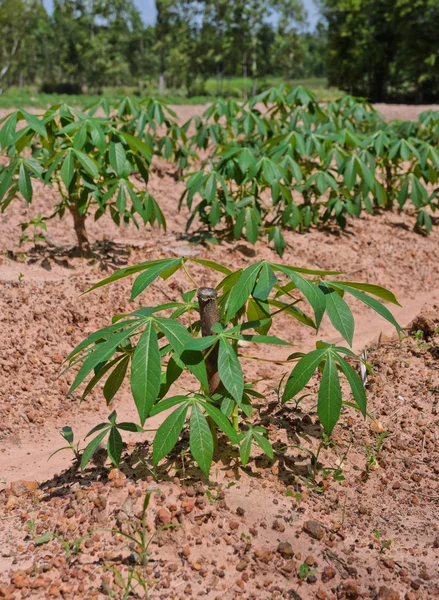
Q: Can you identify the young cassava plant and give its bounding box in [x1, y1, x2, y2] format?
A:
[63, 257, 401, 475]
[0, 105, 165, 255]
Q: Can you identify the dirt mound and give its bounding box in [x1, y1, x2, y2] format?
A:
[1, 315, 438, 599]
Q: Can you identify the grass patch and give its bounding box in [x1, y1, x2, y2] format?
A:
[0, 79, 344, 110]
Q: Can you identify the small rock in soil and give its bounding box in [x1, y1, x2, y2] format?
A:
[302, 520, 325, 540]
[277, 541, 294, 557]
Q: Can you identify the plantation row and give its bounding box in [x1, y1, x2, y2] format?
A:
[1, 86, 439, 256]
[0, 88, 424, 471]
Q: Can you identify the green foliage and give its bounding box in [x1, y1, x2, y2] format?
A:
[180, 86, 439, 251]
[322, 0, 439, 103]
[0, 99, 184, 252]
[64, 257, 399, 475]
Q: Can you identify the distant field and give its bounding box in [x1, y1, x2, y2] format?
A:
[0, 78, 344, 110]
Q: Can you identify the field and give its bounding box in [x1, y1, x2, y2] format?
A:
[0, 98, 439, 600]
[0, 79, 343, 109]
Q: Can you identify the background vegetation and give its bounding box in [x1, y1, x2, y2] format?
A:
[1, 0, 438, 105]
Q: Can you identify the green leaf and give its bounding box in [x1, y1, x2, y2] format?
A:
[35, 532, 53, 546]
[330, 281, 400, 306]
[225, 262, 263, 320]
[183, 336, 218, 351]
[61, 151, 74, 189]
[18, 163, 32, 202]
[131, 259, 182, 301]
[103, 355, 129, 404]
[156, 318, 209, 390]
[107, 427, 123, 466]
[109, 142, 127, 177]
[116, 183, 127, 214]
[189, 258, 231, 276]
[190, 402, 214, 475]
[72, 149, 99, 179]
[68, 324, 140, 395]
[203, 401, 240, 443]
[246, 298, 272, 334]
[330, 283, 401, 331]
[335, 354, 367, 417]
[245, 209, 259, 244]
[252, 431, 274, 459]
[150, 395, 188, 417]
[21, 109, 47, 138]
[153, 403, 189, 465]
[218, 338, 244, 403]
[282, 348, 327, 402]
[117, 422, 145, 432]
[277, 267, 326, 329]
[131, 320, 161, 425]
[321, 284, 354, 346]
[81, 429, 108, 469]
[240, 431, 252, 466]
[318, 352, 342, 434]
[253, 262, 277, 301]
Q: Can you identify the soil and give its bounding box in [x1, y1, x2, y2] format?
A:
[1, 104, 439, 600]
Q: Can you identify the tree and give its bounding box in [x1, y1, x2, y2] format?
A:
[320, 0, 439, 102]
[0, 0, 44, 93]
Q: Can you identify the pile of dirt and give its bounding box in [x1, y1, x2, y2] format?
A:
[0, 307, 438, 600]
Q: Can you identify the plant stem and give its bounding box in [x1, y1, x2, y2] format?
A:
[69, 199, 90, 256]
[197, 287, 221, 450]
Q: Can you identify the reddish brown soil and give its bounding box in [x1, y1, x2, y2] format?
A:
[1, 104, 439, 600]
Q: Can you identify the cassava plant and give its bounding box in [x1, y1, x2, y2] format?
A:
[0, 105, 165, 255]
[63, 257, 401, 475]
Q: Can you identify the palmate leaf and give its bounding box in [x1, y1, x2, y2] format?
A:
[131, 320, 161, 425]
[153, 403, 189, 465]
[189, 402, 214, 475]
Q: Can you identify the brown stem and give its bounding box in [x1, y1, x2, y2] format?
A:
[69, 201, 90, 256]
[197, 287, 221, 395]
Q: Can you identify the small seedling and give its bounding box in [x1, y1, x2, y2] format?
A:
[19, 213, 47, 246]
[100, 491, 179, 599]
[365, 431, 389, 472]
[298, 562, 318, 581]
[373, 529, 392, 553]
[48, 426, 81, 463]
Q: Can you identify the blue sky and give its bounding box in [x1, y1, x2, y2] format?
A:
[43, 0, 320, 29]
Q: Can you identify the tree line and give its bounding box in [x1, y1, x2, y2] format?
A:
[0, 0, 324, 97]
[0, 0, 438, 101]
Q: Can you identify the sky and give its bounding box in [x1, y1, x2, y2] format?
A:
[43, 0, 321, 29]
